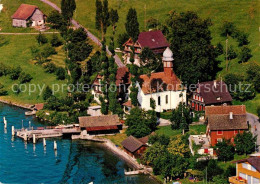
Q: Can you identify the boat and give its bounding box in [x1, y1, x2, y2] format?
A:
[25, 111, 36, 116]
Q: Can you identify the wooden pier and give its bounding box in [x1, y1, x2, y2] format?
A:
[15, 127, 81, 141]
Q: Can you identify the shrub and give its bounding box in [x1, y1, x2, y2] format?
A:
[220, 21, 237, 37]
[9, 66, 22, 80]
[0, 63, 10, 76]
[42, 44, 57, 58]
[18, 72, 33, 84]
[42, 86, 53, 101]
[239, 46, 252, 63]
[44, 63, 57, 73]
[51, 34, 63, 47]
[55, 67, 66, 80]
[257, 106, 260, 119]
[0, 83, 8, 96]
[235, 31, 249, 46]
[36, 33, 48, 45]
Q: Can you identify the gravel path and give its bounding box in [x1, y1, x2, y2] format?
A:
[40, 0, 125, 68]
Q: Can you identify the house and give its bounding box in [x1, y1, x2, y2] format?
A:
[189, 80, 232, 111]
[134, 47, 186, 112]
[87, 106, 101, 116]
[121, 135, 148, 157]
[78, 115, 122, 135]
[92, 66, 131, 103]
[123, 30, 169, 65]
[206, 105, 248, 146]
[229, 155, 260, 184]
[12, 4, 45, 28]
[189, 135, 214, 157]
[34, 103, 44, 111]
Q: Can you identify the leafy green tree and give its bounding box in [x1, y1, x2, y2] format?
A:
[228, 45, 237, 60]
[239, 46, 252, 63]
[36, 33, 48, 45]
[246, 63, 260, 92]
[235, 31, 249, 46]
[51, 34, 63, 47]
[232, 81, 255, 101]
[18, 72, 33, 84]
[125, 8, 139, 42]
[220, 21, 237, 37]
[0, 83, 7, 96]
[9, 66, 22, 80]
[61, 0, 76, 23]
[140, 47, 160, 72]
[125, 107, 157, 138]
[0, 63, 9, 76]
[212, 174, 228, 184]
[117, 32, 129, 50]
[42, 44, 57, 58]
[167, 135, 190, 158]
[56, 67, 66, 80]
[257, 106, 260, 119]
[47, 10, 66, 29]
[215, 42, 224, 55]
[95, 0, 110, 41]
[42, 86, 53, 101]
[109, 8, 119, 33]
[144, 142, 166, 165]
[147, 17, 160, 29]
[205, 159, 224, 181]
[44, 63, 57, 73]
[215, 139, 234, 161]
[166, 11, 221, 85]
[171, 103, 192, 130]
[148, 134, 170, 146]
[234, 131, 257, 155]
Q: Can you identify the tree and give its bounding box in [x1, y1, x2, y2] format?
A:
[42, 86, 53, 101]
[239, 46, 252, 63]
[47, 10, 66, 29]
[147, 17, 160, 29]
[206, 159, 224, 181]
[148, 134, 170, 146]
[0, 83, 8, 96]
[235, 31, 249, 46]
[125, 107, 157, 138]
[257, 106, 260, 119]
[56, 67, 66, 80]
[95, 0, 110, 41]
[234, 131, 257, 155]
[109, 8, 119, 33]
[215, 139, 234, 161]
[9, 66, 22, 80]
[117, 32, 129, 50]
[125, 8, 139, 42]
[51, 34, 63, 47]
[167, 135, 190, 158]
[44, 63, 57, 73]
[228, 45, 237, 60]
[144, 142, 167, 165]
[140, 47, 160, 72]
[61, 0, 76, 23]
[166, 11, 221, 85]
[42, 44, 57, 58]
[246, 63, 260, 92]
[170, 103, 192, 130]
[220, 21, 237, 37]
[36, 33, 48, 45]
[215, 42, 223, 56]
[232, 81, 255, 101]
[18, 72, 33, 83]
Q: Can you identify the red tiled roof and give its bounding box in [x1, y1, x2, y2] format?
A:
[116, 67, 131, 86]
[197, 81, 232, 105]
[138, 30, 169, 49]
[34, 103, 44, 111]
[122, 100, 132, 107]
[139, 70, 182, 94]
[12, 4, 38, 20]
[86, 125, 118, 132]
[205, 105, 246, 117]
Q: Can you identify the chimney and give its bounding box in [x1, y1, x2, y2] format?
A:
[214, 80, 217, 88]
[229, 112, 233, 119]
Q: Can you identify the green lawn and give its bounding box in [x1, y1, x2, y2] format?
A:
[0, 34, 67, 105]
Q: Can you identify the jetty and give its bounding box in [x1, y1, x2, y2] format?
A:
[15, 126, 81, 141]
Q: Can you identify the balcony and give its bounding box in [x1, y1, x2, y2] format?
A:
[229, 176, 247, 184]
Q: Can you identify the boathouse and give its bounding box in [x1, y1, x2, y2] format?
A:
[121, 136, 148, 157]
[78, 115, 122, 135]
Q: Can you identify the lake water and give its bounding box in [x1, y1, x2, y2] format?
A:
[0, 103, 159, 184]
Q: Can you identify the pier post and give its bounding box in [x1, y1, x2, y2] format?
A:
[4, 118, 7, 129]
[12, 126, 15, 136]
[23, 132, 27, 141]
[43, 138, 46, 147]
[54, 141, 57, 150]
[33, 134, 36, 144]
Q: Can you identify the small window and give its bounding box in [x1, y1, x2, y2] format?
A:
[217, 138, 222, 143]
[217, 130, 223, 135]
[242, 163, 248, 169]
[252, 166, 257, 172]
[158, 96, 161, 106]
[166, 95, 168, 104]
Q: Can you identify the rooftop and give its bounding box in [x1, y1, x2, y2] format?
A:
[205, 105, 246, 117]
[79, 115, 120, 128]
[12, 4, 38, 20]
[121, 136, 145, 153]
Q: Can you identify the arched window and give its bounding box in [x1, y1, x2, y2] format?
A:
[158, 96, 161, 106]
[166, 95, 168, 104]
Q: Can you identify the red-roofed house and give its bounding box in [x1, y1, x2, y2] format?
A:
[135, 47, 186, 112]
[12, 4, 45, 28]
[123, 30, 169, 65]
[189, 80, 232, 111]
[205, 105, 248, 146]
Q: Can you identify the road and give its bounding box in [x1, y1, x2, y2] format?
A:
[247, 113, 260, 152]
[40, 0, 125, 68]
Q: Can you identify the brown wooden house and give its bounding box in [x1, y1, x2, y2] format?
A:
[189, 80, 232, 111]
[123, 30, 169, 65]
[121, 136, 148, 157]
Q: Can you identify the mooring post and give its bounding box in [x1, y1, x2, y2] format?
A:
[11, 126, 15, 136]
[54, 141, 57, 150]
[4, 118, 7, 129]
[33, 134, 36, 144]
[43, 138, 46, 147]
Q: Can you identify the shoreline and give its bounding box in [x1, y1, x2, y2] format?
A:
[0, 99, 33, 110]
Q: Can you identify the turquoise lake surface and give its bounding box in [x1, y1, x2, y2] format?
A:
[0, 103, 159, 184]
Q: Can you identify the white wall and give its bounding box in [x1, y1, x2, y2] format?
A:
[136, 82, 187, 112]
